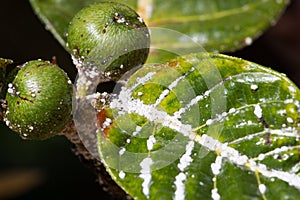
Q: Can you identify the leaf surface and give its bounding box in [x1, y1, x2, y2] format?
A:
[29, 0, 288, 52]
[97, 53, 300, 199]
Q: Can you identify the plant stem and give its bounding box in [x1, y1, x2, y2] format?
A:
[0, 58, 13, 121]
[58, 122, 132, 200]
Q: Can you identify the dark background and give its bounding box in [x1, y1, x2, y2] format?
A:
[0, 0, 299, 199]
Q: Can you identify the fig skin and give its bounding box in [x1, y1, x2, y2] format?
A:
[67, 2, 150, 81]
[4, 60, 73, 140]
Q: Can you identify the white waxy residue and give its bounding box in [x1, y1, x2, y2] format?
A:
[131, 72, 156, 90]
[177, 141, 195, 171]
[174, 141, 195, 200]
[251, 84, 258, 90]
[288, 86, 296, 93]
[139, 158, 153, 198]
[254, 104, 263, 118]
[147, 135, 156, 151]
[258, 184, 266, 194]
[174, 173, 187, 200]
[206, 119, 214, 126]
[287, 117, 293, 123]
[119, 171, 126, 179]
[211, 156, 222, 175]
[229, 108, 236, 114]
[245, 37, 253, 45]
[119, 147, 126, 156]
[211, 188, 221, 200]
[133, 126, 142, 136]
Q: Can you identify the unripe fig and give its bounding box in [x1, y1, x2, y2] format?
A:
[67, 2, 150, 81]
[4, 60, 73, 140]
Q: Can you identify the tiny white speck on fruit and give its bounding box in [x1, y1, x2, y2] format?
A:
[245, 37, 253, 45]
[7, 88, 14, 95]
[137, 17, 144, 23]
[5, 120, 10, 126]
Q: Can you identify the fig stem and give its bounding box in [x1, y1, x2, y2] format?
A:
[0, 58, 13, 121]
[58, 122, 132, 200]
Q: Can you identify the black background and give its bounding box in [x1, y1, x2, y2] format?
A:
[0, 0, 299, 199]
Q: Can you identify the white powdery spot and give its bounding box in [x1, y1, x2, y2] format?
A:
[133, 126, 142, 136]
[119, 171, 126, 179]
[177, 141, 195, 171]
[228, 108, 236, 114]
[110, 87, 193, 139]
[174, 173, 187, 200]
[206, 119, 214, 126]
[251, 84, 258, 90]
[248, 162, 300, 190]
[211, 156, 223, 175]
[254, 104, 263, 118]
[26, 80, 40, 93]
[154, 73, 189, 106]
[154, 89, 169, 106]
[211, 188, 221, 200]
[147, 135, 156, 151]
[119, 147, 126, 156]
[288, 86, 296, 93]
[258, 184, 267, 194]
[245, 37, 253, 45]
[258, 154, 265, 161]
[169, 74, 187, 89]
[174, 141, 195, 200]
[287, 117, 293, 123]
[139, 158, 153, 198]
[131, 72, 156, 90]
[137, 16, 144, 23]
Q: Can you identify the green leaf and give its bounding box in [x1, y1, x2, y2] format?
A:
[29, 0, 288, 53]
[97, 53, 300, 199]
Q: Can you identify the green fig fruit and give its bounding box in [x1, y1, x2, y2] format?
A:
[4, 60, 73, 140]
[67, 2, 150, 81]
